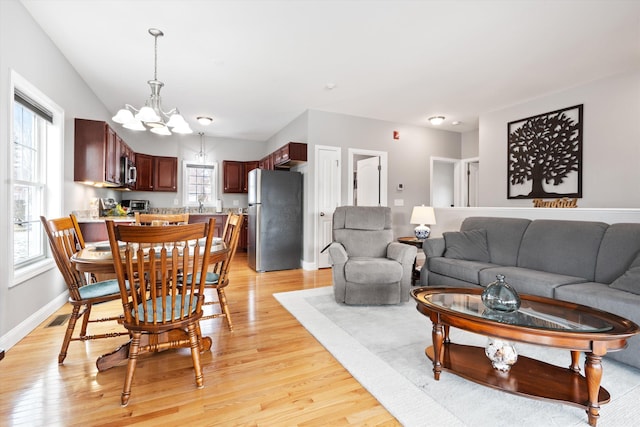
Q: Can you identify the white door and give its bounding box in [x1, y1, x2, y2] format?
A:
[316, 145, 341, 269]
[356, 156, 381, 206]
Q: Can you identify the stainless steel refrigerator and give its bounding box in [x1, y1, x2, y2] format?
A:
[247, 169, 303, 272]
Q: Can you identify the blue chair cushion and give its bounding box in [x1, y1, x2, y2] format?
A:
[185, 272, 220, 285]
[78, 279, 128, 300]
[134, 295, 199, 322]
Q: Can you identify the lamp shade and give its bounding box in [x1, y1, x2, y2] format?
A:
[410, 206, 436, 225]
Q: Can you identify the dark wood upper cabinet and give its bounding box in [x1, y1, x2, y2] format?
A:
[273, 142, 307, 169]
[154, 156, 178, 192]
[74, 118, 122, 186]
[243, 161, 259, 192]
[135, 153, 154, 191]
[223, 160, 260, 193]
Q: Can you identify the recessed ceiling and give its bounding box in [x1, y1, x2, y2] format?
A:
[20, 0, 640, 141]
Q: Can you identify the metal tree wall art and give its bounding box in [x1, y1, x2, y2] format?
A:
[507, 104, 583, 199]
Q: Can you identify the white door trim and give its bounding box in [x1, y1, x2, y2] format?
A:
[347, 148, 388, 206]
[314, 144, 341, 270]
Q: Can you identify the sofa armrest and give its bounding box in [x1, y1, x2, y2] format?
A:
[387, 241, 417, 264]
[327, 242, 348, 265]
[423, 237, 445, 257]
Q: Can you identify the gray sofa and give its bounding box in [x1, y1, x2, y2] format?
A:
[327, 206, 417, 305]
[421, 216, 640, 369]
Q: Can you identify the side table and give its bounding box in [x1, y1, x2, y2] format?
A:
[397, 236, 424, 285]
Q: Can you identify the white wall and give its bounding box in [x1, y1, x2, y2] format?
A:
[479, 70, 640, 208]
[461, 129, 479, 158]
[306, 110, 461, 264]
[0, 0, 122, 341]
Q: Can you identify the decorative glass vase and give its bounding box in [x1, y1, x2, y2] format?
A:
[485, 338, 518, 372]
[481, 274, 521, 312]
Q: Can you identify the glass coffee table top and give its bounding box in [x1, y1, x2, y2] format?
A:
[424, 292, 613, 333]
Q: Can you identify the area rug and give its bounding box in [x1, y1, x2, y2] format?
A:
[274, 286, 640, 427]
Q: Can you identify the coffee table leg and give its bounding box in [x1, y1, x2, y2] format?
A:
[432, 321, 444, 380]
[585, 352, 603, 427]
[569, 350, 581, 373]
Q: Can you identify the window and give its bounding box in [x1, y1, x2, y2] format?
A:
[11, 71, 63, 284]
[183, 161, 218, 207]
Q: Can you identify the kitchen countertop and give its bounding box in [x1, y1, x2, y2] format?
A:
[75, 216, 136, 223]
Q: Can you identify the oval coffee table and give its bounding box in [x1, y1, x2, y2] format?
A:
[411, 287, 640, 427]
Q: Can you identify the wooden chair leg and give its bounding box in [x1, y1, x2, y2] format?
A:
[187, 323, 204, 389]
[217, 288, 233, 331]
[79, 303, 92, 337]
[59, 304, 81, 364]
[121, 332, 142, 407]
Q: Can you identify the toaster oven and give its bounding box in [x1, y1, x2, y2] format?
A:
[121, 199, 149, 215]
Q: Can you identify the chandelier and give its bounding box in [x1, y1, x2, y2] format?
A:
[112, 28, 192, 135]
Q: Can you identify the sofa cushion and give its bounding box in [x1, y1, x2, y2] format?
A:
[517, 219, 608, 281]
[429, 257, 496, 284]
[333, 206, 391, 230]
[333, 229, 392, 258]
[443, 229, 490, 262]
[595, 223, 640, 284]
[344, 257, 403, 284]
[610, 253, 640, 294]
[554, 282, 640, 368]
[460, 217, 531, 266]
[479, 266, 587, 298]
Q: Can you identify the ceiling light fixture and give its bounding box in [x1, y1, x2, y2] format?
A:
[428, 116, 445, 126]
[197, 116, 213, 126]
[112, 28, 192, 136]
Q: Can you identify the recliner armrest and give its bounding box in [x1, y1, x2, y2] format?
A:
[327, 242, 348, 265]
[387, 241, 417, 264]
[423, 237, 445, 257]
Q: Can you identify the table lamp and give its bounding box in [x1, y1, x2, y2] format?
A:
[410, 205, 436, 239]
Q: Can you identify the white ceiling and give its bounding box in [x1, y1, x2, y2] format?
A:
[20, 0, 640, 141]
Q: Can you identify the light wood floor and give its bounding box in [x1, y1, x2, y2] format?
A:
[0, 253, 399, 426]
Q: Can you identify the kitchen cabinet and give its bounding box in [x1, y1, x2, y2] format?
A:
[243, 161, 259, 192]
[74, 118, 122, 186]
[259, 154, 273, 170]
[223, 161, 244, 193]
[238, 216, 248, 251]
[223, 160, 258, 193]
[188, 214, 226, 238]
[135, 153, 154, 191]
[154, 156, 178, 192]
[135, 153, 178, 192]
[273, 142, 307, 169]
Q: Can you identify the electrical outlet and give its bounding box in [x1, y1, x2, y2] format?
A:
[233, 200, 239, 206]
[394, 199, 404, 206]
[173, 198, 179, 205]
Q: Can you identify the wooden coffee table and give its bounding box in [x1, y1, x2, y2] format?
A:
[411, 287, 640, 426]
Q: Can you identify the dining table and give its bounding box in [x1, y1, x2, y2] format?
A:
[71, 239, 229, 372]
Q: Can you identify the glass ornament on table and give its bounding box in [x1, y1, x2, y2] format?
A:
[481, 274, 521, 313]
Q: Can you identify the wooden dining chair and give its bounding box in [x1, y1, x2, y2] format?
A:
[106, 218, 216, 406]
[200, 213, 244, 330]
[134, 212, 190, 225]
[40, 214, 129, 364]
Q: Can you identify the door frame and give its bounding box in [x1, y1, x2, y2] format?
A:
[314, 144, 341, 270]
[347, 148, 388, 206]
[430, 156, 480, 207]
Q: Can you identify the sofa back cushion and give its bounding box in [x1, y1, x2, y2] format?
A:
[595, 223, 640, 284]
[333, 206, 392, 258]
[517, 219, 608, 281]
[460, 217, 531, 266]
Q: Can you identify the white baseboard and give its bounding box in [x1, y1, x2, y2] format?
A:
[301, 259, 317, 270]
[0, 291, 68, 351]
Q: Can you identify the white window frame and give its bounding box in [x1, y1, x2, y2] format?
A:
[182, 161, 219, 207]
[10, 70, 64, 287]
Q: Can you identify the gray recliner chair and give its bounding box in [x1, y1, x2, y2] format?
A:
[327, 206, 417, 305]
